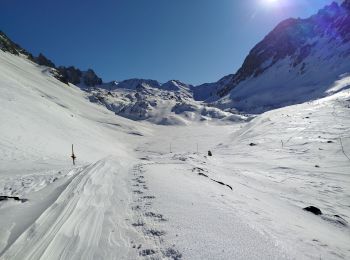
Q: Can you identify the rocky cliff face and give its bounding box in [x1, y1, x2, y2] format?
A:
[56, 66, 102, 87]
[34, 53, 56, 68]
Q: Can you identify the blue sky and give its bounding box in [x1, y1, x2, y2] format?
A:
[0, 0, 341, 84]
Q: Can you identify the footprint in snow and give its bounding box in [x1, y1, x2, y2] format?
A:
[145, 229, 166, 237]
[132, 220, 145, 227]
[143, 195, 155, 200]
[163, 247, 183, 259]
[145, 212, 167, 221]
[139, 249, 156, 256]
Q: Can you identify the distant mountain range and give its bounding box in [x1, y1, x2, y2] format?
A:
[1, 0, 349, 117]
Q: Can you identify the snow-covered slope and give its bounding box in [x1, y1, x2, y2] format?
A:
[0, 50, 148, 170]
[88, 80, 246, 125]
[212, 87, 350, 258]
[1, 43, 350, 259]
[135, 84, 350, 259]
[0, 49, 152, 255]
[1, 2, 350, 258]
[203, 1, 350, 113]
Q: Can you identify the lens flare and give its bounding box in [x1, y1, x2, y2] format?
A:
[264, 0, 280, 5]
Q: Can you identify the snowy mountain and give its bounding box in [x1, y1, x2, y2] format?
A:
[1, 47, 349, 259]
[197, 1, 350, 113]
[1, 31, 244, 124]
[1, 2, 350, 259]
[88, 80, 244, 125]
[101, 78, 193, 94]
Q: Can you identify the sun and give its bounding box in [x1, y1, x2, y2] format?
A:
[260, 0, 281, 8]
[263, 0, 280, 5]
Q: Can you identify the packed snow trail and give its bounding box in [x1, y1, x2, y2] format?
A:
[2, 157, 142, 260]
[132, 158, 290, 260]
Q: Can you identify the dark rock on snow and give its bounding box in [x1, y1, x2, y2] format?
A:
[303, 206, 322, 215]
[0, 195, 28, 203]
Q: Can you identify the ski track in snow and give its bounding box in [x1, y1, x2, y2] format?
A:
[2, 158, 141, 260]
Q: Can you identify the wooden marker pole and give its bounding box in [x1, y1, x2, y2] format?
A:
[71, 144, 76, 165]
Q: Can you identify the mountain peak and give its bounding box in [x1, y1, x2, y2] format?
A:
[215, 0, 350, 100]
[342, 0, 350, 9]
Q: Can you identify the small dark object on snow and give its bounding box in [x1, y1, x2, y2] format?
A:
[249, 143, 257, 146]
[303, 206, 322, 215]
[210, 179, 233, 191]
[226, 184, 233, 190]
[212, 180, 225, 186]
[327, 140, 334, 144]
[198, 172, 208, 178]
[315, 165, 320, 168]
[0, 196, 8, 201]
[192, 167, 204, 172]
[0, 195, 28, 203]
[208, 151, 212, 156]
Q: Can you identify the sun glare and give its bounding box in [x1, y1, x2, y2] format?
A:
[264, 0, 280, 6]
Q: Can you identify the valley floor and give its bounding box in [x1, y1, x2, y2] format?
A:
[1, 92, 350, 259]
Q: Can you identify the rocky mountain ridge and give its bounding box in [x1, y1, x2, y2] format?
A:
[0, 31, 102, 87]
[88, 80, 244, 125]
[209, 0, 350, 112]
[1, 0, 349, 117]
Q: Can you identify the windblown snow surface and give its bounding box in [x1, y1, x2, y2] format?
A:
[0, 50, 350, 259]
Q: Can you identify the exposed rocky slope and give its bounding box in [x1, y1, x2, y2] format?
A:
[0, 31, 102, 88]
[0, 31, 32, 56]
[206, 0, 350, 113]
